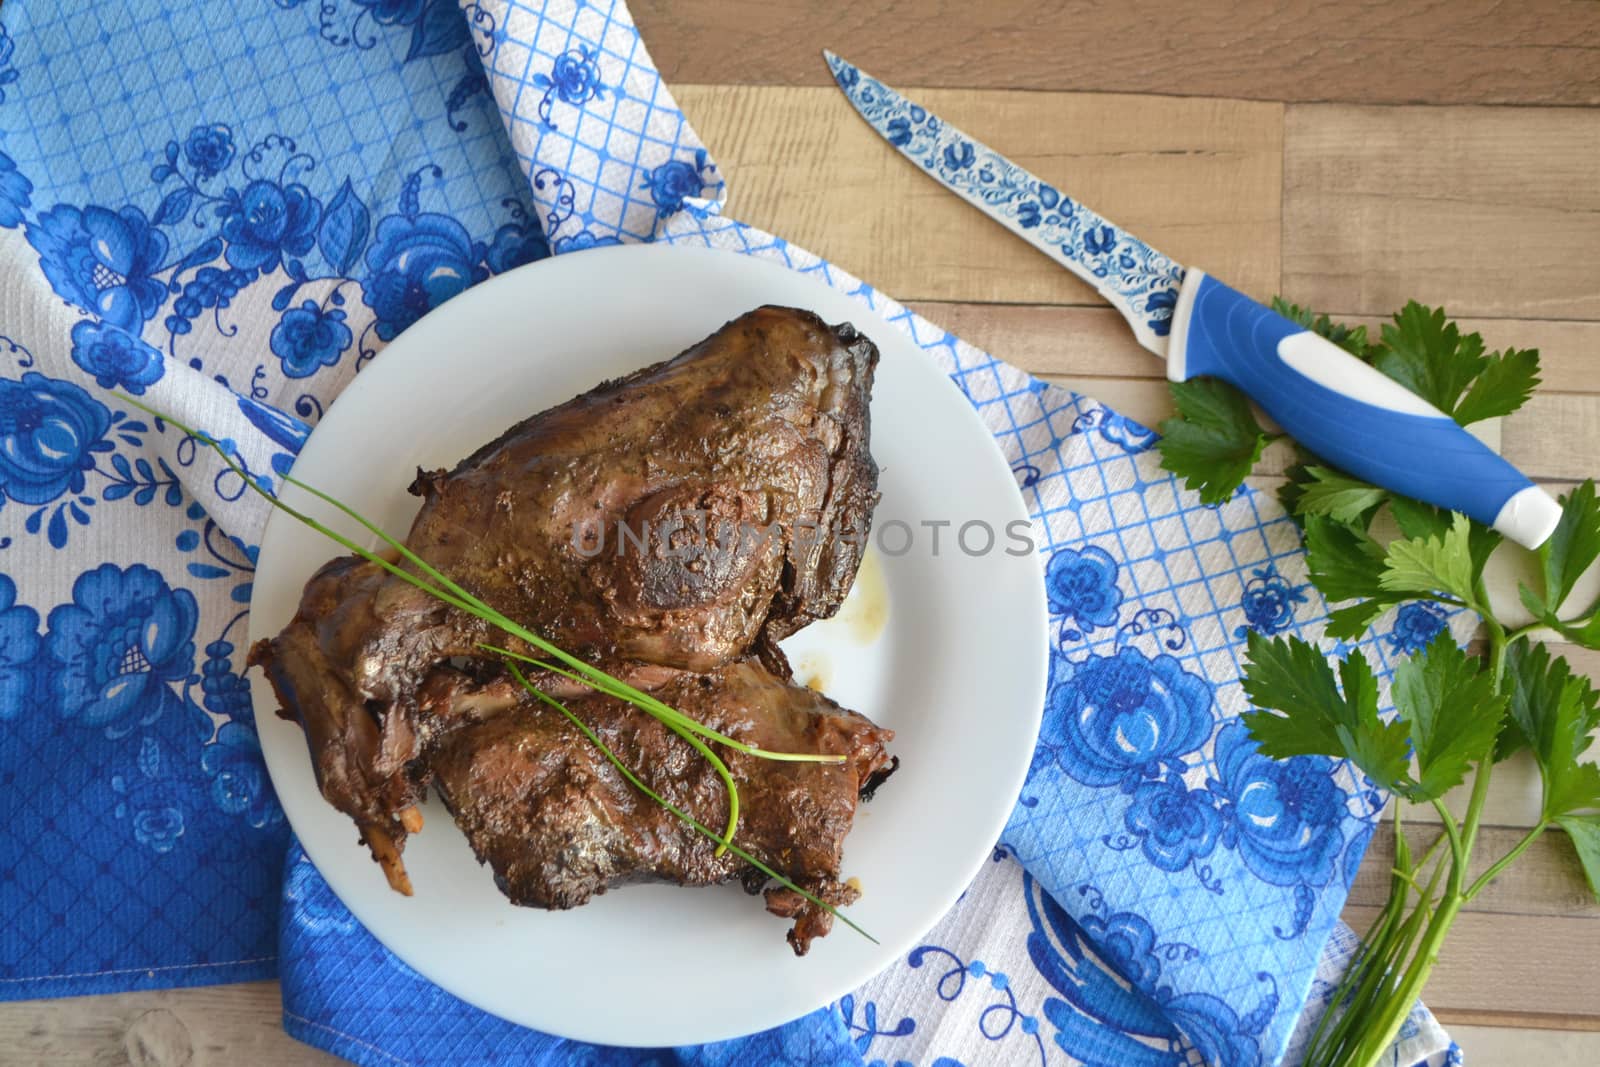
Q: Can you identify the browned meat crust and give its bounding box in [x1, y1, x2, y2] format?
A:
[249, 306, 890, 951]
[424, 660, 893, 954]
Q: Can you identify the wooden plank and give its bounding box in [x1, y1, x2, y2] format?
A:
[1506, 393, 1600, 482]
[1283, 103, 1600, 320]
[1349, 824, 1600, 919]
[0, 982, 337, 1066]
[1335, 908, 1600, 1020]
[635, 0, 1600, 107]
[903, 303, 1600, 397]
[1448, 1016, 1600, 1038]
[674, 85, 1283, 305]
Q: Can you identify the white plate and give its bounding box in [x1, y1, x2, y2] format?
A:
[249, 244, 1048, 1047]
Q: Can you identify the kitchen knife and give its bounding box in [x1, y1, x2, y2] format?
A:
[823, 52, 1561, 550]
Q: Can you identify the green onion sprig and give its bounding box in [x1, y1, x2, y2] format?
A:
[115, 395, 845, 859]
[505, 662, 875, 944]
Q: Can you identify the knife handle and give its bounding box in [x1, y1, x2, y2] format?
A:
[1167, 270, 1561, 550]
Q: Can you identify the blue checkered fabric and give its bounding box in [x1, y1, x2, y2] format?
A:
[0, 1, 1458, 1064]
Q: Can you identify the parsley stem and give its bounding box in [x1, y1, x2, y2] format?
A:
[1465, 820, 1549, 902]
[1307, 805, 1411, 1064]
[1428, 798, 1468, 876]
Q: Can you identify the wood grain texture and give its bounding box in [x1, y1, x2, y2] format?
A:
[0, 982, 336, 1066]
[903, 303, 1600, 394]
[1347, 824, 1600, 919]
[674, 85, 1283, 305]
[12, 7, 1600, 1055]
[1283, 103, 1600, 320]
[1336, 909, 1600, 1020]
[635, 0, 1600, 107]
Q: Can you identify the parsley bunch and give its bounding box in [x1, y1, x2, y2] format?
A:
[1157, 303, 1600, 1067]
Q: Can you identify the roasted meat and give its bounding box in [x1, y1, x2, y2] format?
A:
[250, 305, 889, 951]
[423, 659, 894, 955]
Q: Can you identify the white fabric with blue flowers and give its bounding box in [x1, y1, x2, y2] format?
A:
[0, 1, 1461, 1064]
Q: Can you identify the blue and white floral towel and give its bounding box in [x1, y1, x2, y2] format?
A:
[0, 1, 1460, 1064]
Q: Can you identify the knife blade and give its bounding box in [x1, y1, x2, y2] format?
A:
[823, 51, 1562, 550]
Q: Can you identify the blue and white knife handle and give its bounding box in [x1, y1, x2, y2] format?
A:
[1167, 270, 1562, 550]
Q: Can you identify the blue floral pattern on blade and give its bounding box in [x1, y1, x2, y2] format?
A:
[1210, 722, 1344, 889]
[68, 321, 165, 395]
[0, 149, 32, 228]
[1039, 646, 1214, 790]
[0, 575, 40, 720]
[1045, 544, 1124, 638]
[270, 300, 352, 378]
[26, 204, 170, 329]
[1233, 564, 1309, 639]
[0, 372, 113, 507]
[825, 53, 1185, 347]
[1387, 600, 1449, 654]
[44, 563, 198, 738]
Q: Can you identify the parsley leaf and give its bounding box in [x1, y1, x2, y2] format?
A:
[1554, 815, 1600, 903]
[1305, 515, 1389, 602]
[1387, 496, 1502, 583]
[1275, 459, 1317, 527]
[1452, 347, 1540, 426]
[1539, 480, 1600, 617]
[1544, 678, 1600, 818]
[1375, 302, 1488, 415]
[1551, 764, 1600, 823]
[1271, 298, 1371, 358]
[1553, 614, 1600, 652]
[1156, 378, 1270, 505]
[1242, 633, 1410, 791]
[1301, 515, 1400, 639]
[1240, 632, 1348, 756]
[1387, 496, 1452, 543]
[1499, 638, 1560, 760]
[1296, 466, 1389, 526]
[1500, 639, 1600, 816]
[1379, 512, 1478, 605]
[1391, 634, 1504, 800]
[1325, 600, 1392, 642]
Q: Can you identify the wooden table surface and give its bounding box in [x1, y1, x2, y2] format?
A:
[7, 2, 1599, 1063]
